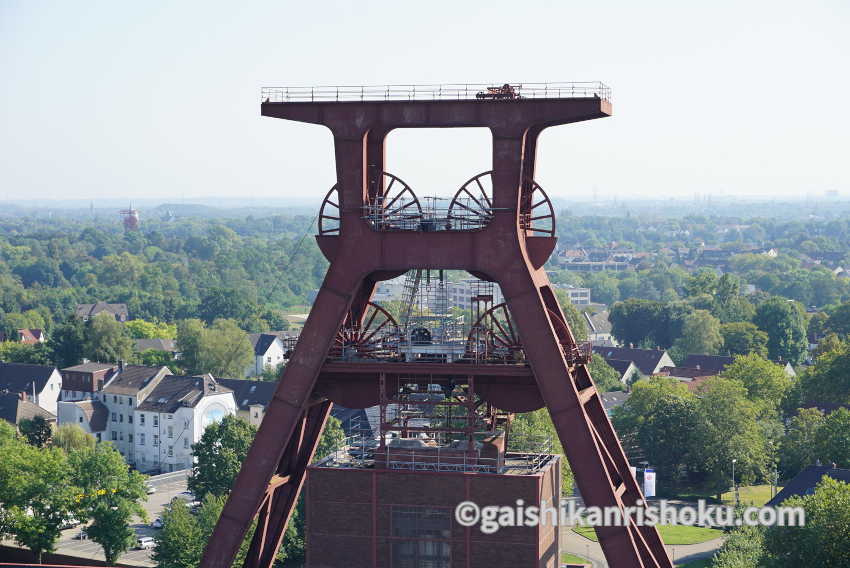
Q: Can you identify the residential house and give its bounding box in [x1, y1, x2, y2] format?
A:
[606, 359, 640, 386]
[75, 301, 129, 322]
[0, 362, 63, 415]
[653, 366, 717, 391]
[583, 310, 615, 346]
[99, 364, 171, 465]
[767, 464, 850, 506]
[16, 329, 45, 344]
[0, 392, 55, 429]
[134, 338, 179, 357]
[591, 346, 675, 377]
[216, 378, 277, 427]
[247, 333, 286, 377]
[60, 362, 118, 401]
[56, 399, 108, 441]
[679, 354, 733, 375]
[134, 375, 236, 473]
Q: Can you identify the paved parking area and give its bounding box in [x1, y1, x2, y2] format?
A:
[4, 469, 190, 567]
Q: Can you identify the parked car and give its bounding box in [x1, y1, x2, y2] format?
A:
[59, 516, 80, 530]
[145, 484, 156, 495]
[151, 517, 163, 529]
[136, 536, 155, 550]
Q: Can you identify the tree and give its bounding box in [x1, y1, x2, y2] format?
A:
[671, 309, 723, 357]
[48, 315, 86, 368]
[152, 499, 202, 568]
[512, 409, 575, 493]
[176, 318, 206, 375]
[612, 378, 698, 491]
[315, 415, 345, 461]
[815, 408, 850, 468]
[197, 319, 254, 378]
[780, 408, 825, 478]
[198, 288, 257, 324]
[762, 476, 850, 567]
[753, 297, 808, 364]
[153, 495, 252, 568]
[18, 415, 53, 447]
[189, 414, 258, 500]
[553, 289, 588, 342]
[720, 353, 792, 412]
[689, 377, 774, 497]
[70, 444, 149, 564]
[588, 356, 624, 392]
[52, 424, 97, 454]
[84, 312, 133, 363]
[125, 319, 177, 339]
[721, 322, 768, 357]
[0, 441, 78, 562]
[711, 524, 766, 568]
[824, 301, 850, 337]
[0, 341, 51, 364]
[684, 268, 719, 297]
[799, 343, 850, 406]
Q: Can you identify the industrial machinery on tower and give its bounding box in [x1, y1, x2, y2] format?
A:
[203, 82, 673, 568]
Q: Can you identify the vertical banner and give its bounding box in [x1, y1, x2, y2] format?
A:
[644, 468, 656, 498]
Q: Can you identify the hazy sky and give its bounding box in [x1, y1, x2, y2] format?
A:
[1, 0, 848, 204]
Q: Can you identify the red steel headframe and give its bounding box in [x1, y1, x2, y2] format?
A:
[202, 90, 673, 568]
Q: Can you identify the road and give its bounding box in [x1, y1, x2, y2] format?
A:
[2, 469, 190, 567]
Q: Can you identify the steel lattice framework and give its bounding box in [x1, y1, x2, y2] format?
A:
[203, 83, 673, 568]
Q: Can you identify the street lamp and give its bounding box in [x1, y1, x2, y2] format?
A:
[731, 459, 739, 507]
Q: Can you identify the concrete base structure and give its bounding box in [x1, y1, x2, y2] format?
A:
[305, 454, 561, 568]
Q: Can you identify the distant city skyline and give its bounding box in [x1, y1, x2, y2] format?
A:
[2, 0, 848, 201]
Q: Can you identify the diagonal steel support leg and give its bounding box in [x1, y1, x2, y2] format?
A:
[243, 400, 333, 568]
[201, 265, 364, 568]
[501, 273, 673, 568]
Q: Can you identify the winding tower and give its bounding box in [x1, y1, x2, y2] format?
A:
[204, 82, 673, 568]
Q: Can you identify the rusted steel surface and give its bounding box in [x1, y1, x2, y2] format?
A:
[203, 90, 672, 568]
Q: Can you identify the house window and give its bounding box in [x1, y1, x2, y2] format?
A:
[168, 426, 173, 439]
[111, 412, 117, 422]
[168, 446, 173, 457]
[139, 433, 146, 445]
[128, 415, 133, 424]
[153, 435, 159, 446]
[153, 415, 159, 427]
[129, 398, 134, 407]
[140, 414, 145, 425]
[184, 438, 189, 449]
[119, 414, 124, 423]
[114, 395, 118, 404]
[111, 431, 117, 441]
[119, 432, 124, 441]
[79, 416, 84, 423]
[96, 433, 101, 442]
[167, 414, 173, 420]
[128, 434, 133, 443]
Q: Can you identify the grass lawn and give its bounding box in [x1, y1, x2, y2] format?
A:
[573, 524, 722, 545]
[720, 484, 780, 506]
[561, 552, 591, 565]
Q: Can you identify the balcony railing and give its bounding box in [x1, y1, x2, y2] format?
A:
[261, 81, 611, 103]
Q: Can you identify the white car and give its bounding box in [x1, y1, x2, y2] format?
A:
[136, 536, 155, 550]
[151, 517, 163, 529]
[145, 485, 156, 495]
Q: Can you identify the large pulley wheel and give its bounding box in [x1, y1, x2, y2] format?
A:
[318, 185, 341, 235]
[519, 180, 556, 236]
[366, 172, 422, 231]
[465, 302, 524, 363]
[447, 171, 494, 230]
[331, 302, 399, 359]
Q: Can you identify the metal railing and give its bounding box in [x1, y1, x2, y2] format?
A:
[261, 82, 611, 103]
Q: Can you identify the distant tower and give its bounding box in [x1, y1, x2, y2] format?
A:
[119, 204, 140, 231]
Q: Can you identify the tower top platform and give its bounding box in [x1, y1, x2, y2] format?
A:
[261, 81, 612, 130]
[261, 81, 610, 103]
